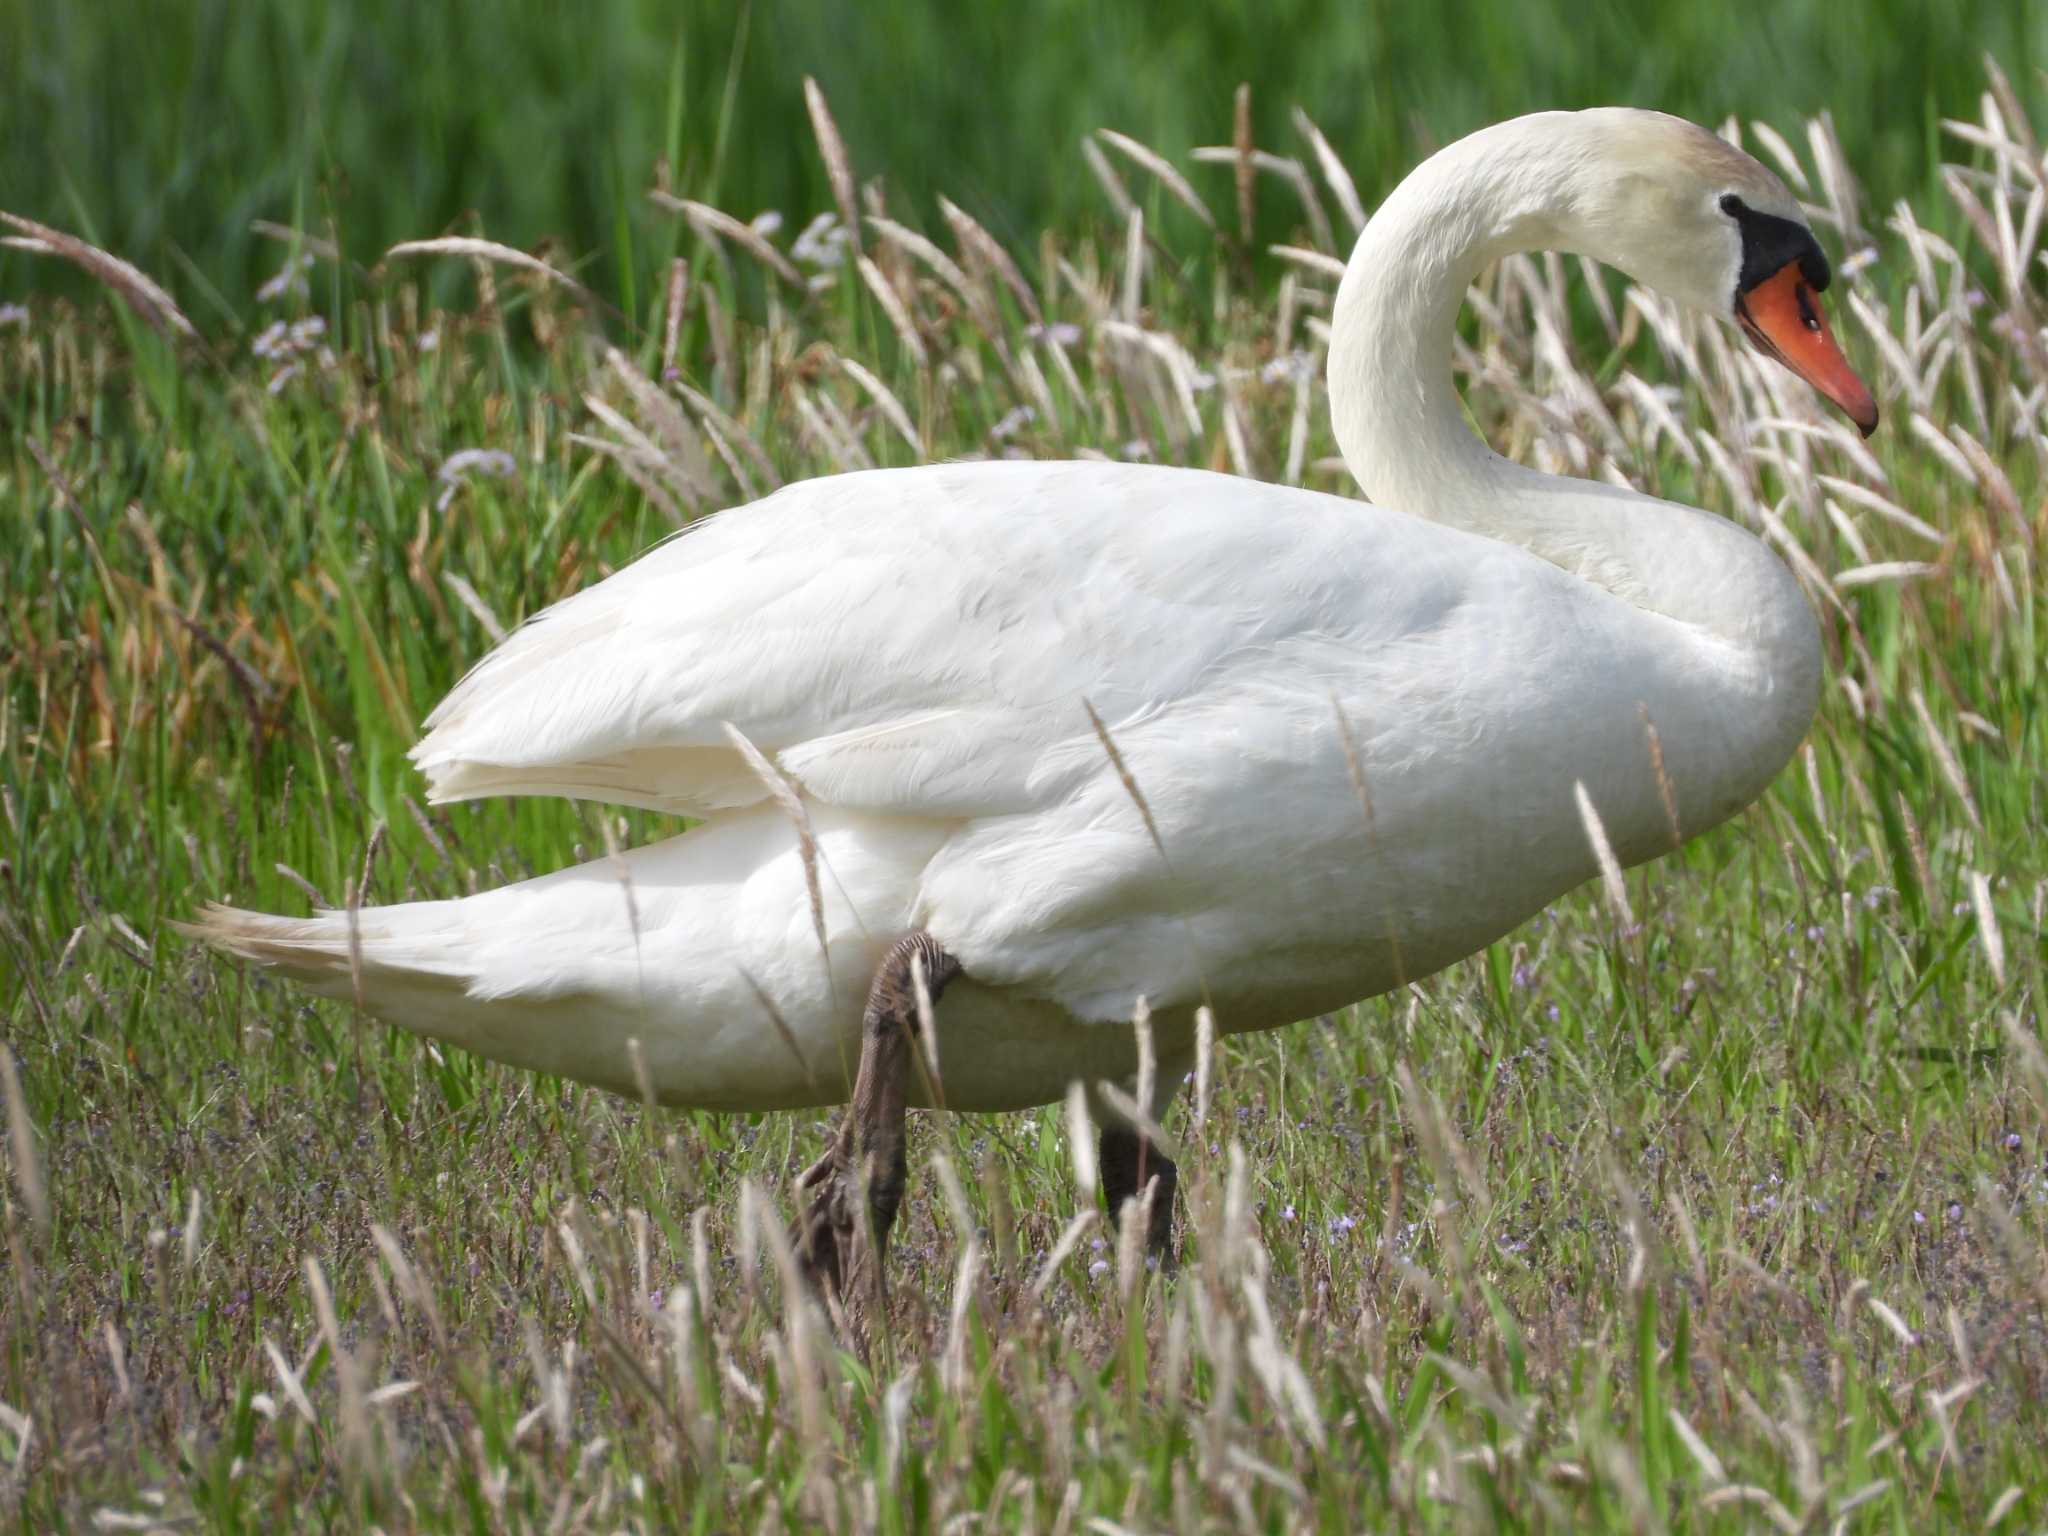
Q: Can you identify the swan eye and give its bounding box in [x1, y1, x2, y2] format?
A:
[1724, 195, 1833, 297]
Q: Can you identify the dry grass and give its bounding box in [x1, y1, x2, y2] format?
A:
[2, 69, 2047, 1531]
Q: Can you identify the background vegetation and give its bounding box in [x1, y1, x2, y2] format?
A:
[4, 3, 2048, 1531]
[4, 0, 2044, 317]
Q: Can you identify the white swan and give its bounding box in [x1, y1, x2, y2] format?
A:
[189, 109, 1875, 1285]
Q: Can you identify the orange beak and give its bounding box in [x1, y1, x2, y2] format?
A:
[1734, 261, 1879, 436]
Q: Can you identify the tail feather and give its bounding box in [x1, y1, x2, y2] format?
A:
[412, 744, 768, 815]
[176, 809, 952, 1111]
[174, 902, 472, 998]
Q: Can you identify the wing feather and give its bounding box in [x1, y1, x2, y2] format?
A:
[410, 459, 1470, 820]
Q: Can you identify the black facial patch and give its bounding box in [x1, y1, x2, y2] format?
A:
[1720, 193, 1831, 297]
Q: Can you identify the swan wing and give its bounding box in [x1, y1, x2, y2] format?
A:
[412, 459, 1477, 820]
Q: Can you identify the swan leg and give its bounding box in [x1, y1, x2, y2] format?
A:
[793, 931, 961, 1329]
[1100, 1124, 1178, 1261]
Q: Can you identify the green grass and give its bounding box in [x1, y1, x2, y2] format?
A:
[4, 0, 2043, 320]
[4, 44, 2048, 1535]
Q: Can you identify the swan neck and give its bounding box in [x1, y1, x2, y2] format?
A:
[1324, 117, 1812, 627]
[1328, 115, 1596, 516]
[1324, 112, 1822, 808]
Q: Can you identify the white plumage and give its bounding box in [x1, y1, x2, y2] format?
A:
[190, 108, 1866, 1122]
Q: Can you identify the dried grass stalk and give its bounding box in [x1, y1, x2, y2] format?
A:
[1065, 1081, 1097, 1197]
[839, 356, 920, 456]
[1233, 85, 1256, 245]
[855, 255, 930, 369]
[1097, 129, 1216, 230]
[675, 381, 782, 491]
[1, 211, 196, 338]
[1081, 135, 1136, 220]
[650, 193, 805, 288]
[1293, 107, 1367, 235]
[1268, 245, 1346, 281]
[582, 392, 702, 511]
[937, 196, 1043, 324]
[606, 347, 720, 503]
[803, 78, 863, 255]
[1573, 780, 1635, 927]
[661, 257, 690, 376]
[0, 1050, 46, 1236]
[866, 216, 976, 306]
[383, 237, 594, 306]
[1191, 147, 1332, 251]
[721, 723, 833, 996]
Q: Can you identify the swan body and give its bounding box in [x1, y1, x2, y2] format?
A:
[192, 108, 1873, 1119]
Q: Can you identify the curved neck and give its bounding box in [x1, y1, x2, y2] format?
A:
[1329, 117, 1578, 520]
[1326, 113, 1819, 638]
[1325, 112, 1822, 834]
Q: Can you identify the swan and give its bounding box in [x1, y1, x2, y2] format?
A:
[187, 108, 1877, 1305]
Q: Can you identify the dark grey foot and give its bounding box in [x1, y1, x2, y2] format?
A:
[1100, 1123, 1178, 1262]
[792, 932, 961, 1333]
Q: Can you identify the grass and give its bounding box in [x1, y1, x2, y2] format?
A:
[4, 0, 2043, 318]
[4, 53, 2048, 1535]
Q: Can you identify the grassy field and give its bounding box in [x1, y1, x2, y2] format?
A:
[5, 38, 2048, 1536]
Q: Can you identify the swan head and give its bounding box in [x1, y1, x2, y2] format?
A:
[1564, 108, 1879, 436]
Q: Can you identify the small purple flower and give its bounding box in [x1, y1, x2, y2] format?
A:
[1258, 349, 1316, 384]
[1511, 962, 1536, 989]
[1087, 1259, 1109, 1277]
[2006, 1133, 2024, 1150]
[1281, 1204, 1296, 1222]
[1913, 1210, 1926, 1225]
